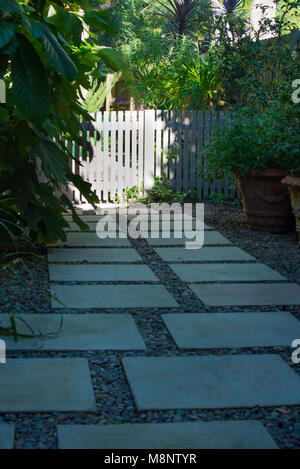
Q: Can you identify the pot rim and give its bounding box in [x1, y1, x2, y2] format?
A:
[281, 175, 300, 188]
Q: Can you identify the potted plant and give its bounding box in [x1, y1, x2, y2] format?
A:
[281, 174, 300, 242]
[203, 102, 300, 233]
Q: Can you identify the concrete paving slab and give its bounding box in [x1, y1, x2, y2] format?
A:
[52, 232, 130, 247]
[51, 284, 178, 309]
[47, 248, 141, 263]
[57, 421, 278, 449]
[190, 283, 300, 306]
[0, 359, 96, 412]
[162, 312, 300, 349]
[2, 314, 146, 351]
[0, 425, 15, 449]
[171, 263, 286, 282]
[49, 264, 158, 282]
[147, 231, 231, 246]
[155, 247, 255, 262]
[122, 355, 300, 410]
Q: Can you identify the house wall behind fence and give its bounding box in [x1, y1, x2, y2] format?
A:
[66, 109, 235, 203]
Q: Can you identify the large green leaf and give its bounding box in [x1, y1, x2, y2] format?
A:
[98, 47, 124, 72]
[73, 0, 93, 11]
[47, 5, 83, 48]
[32, 139, 69, 183]
[84, 11, 118, 34]
[11, 34, 50, 123]
[32, 23, 78, 81]
[0, 0, 23, 13]
[68, 173, 98, 206]
[0, 20, 15, 48]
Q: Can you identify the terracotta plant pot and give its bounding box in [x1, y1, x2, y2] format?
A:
[281, 175, 300, 242]
[235, 169, 294, 234]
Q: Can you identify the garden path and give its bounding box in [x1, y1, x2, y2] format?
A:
[1, 206, 300, 449]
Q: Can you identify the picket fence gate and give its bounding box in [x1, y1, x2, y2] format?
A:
[65, 109, 234, 203]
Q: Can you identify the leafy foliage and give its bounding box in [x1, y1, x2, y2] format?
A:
[0, 0, 122, 242]
[211, 0, 300, 108]
[145, 177, 195, 203]
[156, 0, 203, 37]
[211, 0, 246, 17]
[130, 38, 222, 109]
[203, 99, 300, 179]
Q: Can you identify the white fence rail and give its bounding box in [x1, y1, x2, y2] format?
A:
[67, 109, 234, 203]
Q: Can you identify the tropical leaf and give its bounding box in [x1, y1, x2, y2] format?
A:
[156, 0, 200, 36]
[0, 0, 23, 13]
[68, 173, 98, 206]
[212, 0, 245, 16]
[11, 34, 50, 123]
[32, 139, 69, 183]
[98, 46, 124, 72]
[32, 23, 78, 81]
[0, 35, 17, 55]
[84, 11, 118, 34]
[0, 20, 15, 48]
[47, 5, 83, 47]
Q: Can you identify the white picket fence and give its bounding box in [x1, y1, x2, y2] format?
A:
[66, 109, 234, 202]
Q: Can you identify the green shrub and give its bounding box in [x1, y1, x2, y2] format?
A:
[203, 100, 300, 180]
[145, 177, 196, 203]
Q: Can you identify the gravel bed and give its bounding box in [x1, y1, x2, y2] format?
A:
[0, 203, 299, 449]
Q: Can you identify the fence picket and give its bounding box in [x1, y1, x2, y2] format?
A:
[131, 110, 138, 187]
[162, 110, 169, 179]
[124, 111, 131, 190]
[103, 111, 109, 200]
[137, 111, 144, 190]
[155, 110, 163, 178]
[176, 110, 183, 192]
[183, 111, 190, 190]
[95, 111, 103, 200]
[144, 110, 155, 192]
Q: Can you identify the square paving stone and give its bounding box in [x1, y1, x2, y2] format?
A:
[2, 314, 146, 351]
[190, 283, 300, 306]
[49, 264, 158, 282]
[155, 247, 255, 262]
[53, 232, 130, 247]
[162, 312, 300, 349]
[51, 285, 178, 309]
[57, 421, 278, 449]
[0, 425, 15, 449]
[47, 248, 141, 263]
[0, 359, 96, 412]
[122, 355, 300, 410]
[171, 263, 286, 282]
[147, 231, 230, 246]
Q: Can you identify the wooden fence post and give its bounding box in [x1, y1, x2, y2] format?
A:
[143, 110, 155, 193]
